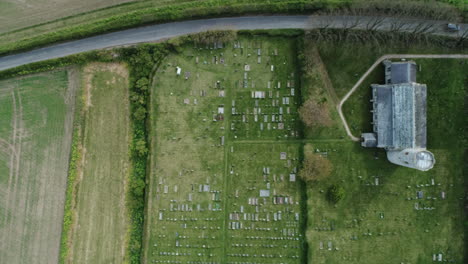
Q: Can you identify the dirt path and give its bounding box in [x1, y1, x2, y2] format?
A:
[337, 54, 468, 142]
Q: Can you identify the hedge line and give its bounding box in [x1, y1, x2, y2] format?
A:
[118, 44, 170, 263]
[59, 113, 81, 264]
[0, 0, 347, 56]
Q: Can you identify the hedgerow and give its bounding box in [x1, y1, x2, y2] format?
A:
[118, 44, 170, 263]
[59, 116, 81, 264]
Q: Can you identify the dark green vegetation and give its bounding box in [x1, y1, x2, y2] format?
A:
[326, 184, 345, 204]
[119, 45, 169, 263]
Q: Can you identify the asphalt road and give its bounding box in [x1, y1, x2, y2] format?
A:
[0, 15, 466, 71]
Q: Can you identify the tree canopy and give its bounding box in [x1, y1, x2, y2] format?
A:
[299, 99, 332, 128]
[298, 151, 333, 183]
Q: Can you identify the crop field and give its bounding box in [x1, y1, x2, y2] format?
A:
[144, 36, 306, 263]
[68, 63, 131, 264]
[0, 70, 77, 263]
[0, 0, 134, 34]
[304, 40, 467, 263]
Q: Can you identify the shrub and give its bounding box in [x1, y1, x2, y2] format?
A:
[327, 184, 345, 203]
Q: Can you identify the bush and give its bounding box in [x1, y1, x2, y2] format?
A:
[327, 184, 345, 203]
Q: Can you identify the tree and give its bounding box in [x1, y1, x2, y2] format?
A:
[298, 151, 332, 183]
[136, 77, 149, 91]
[299, 99, 332, 128]
[135, 139, 148, 156]
[133, 106, 147, 121]
[327, 184, 345, 204]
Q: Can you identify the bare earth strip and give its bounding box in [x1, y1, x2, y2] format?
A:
[0, 70, 77, 263]
[68, 63, 130, 264]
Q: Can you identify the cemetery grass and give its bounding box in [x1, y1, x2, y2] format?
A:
[67, 63, 131, 264]
[305, 141, 465, 263]
[145, 35, 306, 263]
[305, 42, 467, 262]
[0, 70, 77, 263]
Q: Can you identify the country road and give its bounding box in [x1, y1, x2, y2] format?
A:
[0, 15, 467, 71]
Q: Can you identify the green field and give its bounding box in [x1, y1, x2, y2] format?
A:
[144, 36, 306, 263]
[68, 63, 131, 264]
[0, 70, 77, 263]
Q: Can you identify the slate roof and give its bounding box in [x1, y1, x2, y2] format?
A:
[371, 83, 427, 150]
[384, 60, 417, 84]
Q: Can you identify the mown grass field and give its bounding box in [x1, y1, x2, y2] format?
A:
[304, 38, 467, 263]
[144, 35, 306, 263]
[0, 70, 77, 263]
[67, 63, 131, 264]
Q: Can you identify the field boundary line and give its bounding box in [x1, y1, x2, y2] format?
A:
[337, 54, 468, 142]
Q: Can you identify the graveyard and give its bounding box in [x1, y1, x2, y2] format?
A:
[144, 36, 307, 263]
[143, 34, 466, 264]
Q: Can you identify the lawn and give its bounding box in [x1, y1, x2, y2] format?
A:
[0, 70, 78, 263]
[304, 37, 467, 263]
[144, 35, 307, 263]
[67, 63, 131, 264]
